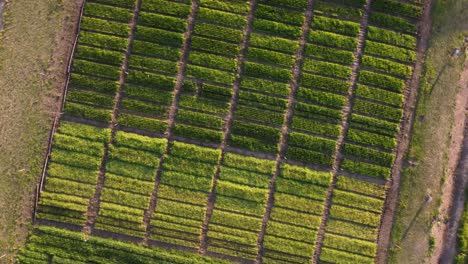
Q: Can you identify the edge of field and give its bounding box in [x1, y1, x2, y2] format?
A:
[388, 0, 468, 262]
[0, 0, 83, 262]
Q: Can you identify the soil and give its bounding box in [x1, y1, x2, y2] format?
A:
[256, 0, 315, 262]
[199, 0, 256, 254]
[375, 0, 435, 262]
[312, 0, 372, 262]
[84, 0, 142, 235]
[144, 0, 200, 244]
[430, 57, 468, 263]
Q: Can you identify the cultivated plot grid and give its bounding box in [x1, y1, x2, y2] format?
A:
[22, 0, 427, 263]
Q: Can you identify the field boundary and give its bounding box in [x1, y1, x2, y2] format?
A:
[198, 0, 259, 254]
[32, 0, 86, 224]
[254, 0, 316, 263]
[312, 0, 372, 261]
[83, 0, 143, 235]
[143, 0, 201, 243]
[375, 0, 435, 262]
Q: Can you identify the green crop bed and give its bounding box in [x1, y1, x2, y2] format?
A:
[20, 0, 425, 263]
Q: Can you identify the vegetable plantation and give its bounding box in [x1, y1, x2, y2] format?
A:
[20, 0, 425, 263]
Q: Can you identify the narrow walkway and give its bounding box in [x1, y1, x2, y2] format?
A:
[143, 0, 200, 242]
[312, 0, 372, 262]
[254, 0, 316, 263]
[198, 0, 259, 254]
[82, 0, 142, 235]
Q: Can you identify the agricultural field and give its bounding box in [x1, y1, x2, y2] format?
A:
[16, 0, 428, 263]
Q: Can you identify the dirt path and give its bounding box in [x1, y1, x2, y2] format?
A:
[84, 0, 143, 235]
[143, 0, 200, 243]
[255, 0, 315, 262]
[430, 57, 468, 264]
[375, 0, 435, 262]
[198, 0, 257, 254]
[312, 0, 372, 262]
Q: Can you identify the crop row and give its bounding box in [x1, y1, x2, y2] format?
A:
[94, 132, 166, 237]
[343, 2, 420, 179]
[174, 2, 248, 144]
[64, 1, 134, 123]
[149, 142, 221, 249]
[261, 164, 332, 263]
[320, 177, 386, 263]
[18, 225, 230, 264]
[119, 0, 193, 134]
[228, 0, 304, 156]
[37, 122, 110, 226]
[206, 153, 274, 260]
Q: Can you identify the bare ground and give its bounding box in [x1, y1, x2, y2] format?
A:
[430, 57, 468, 263]
[312, 0, 371, 262]
[375, 0, 435, 262]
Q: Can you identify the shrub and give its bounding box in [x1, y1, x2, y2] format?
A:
[64, 102, 112, 122]
[67, 89, 115, 108]
[312, 16, 360, 36]
[372, 0, 422, 18]
[129, 55, 178, 74]
[341, 158, 391, 179]
[70, 73, 119, 94]
[353, 99, 403, 122]
[347, 128, 397, 150]
[83, 2, 132, 21]
[247, 47, 296, 67]
[285, 146, 333, 167]
[369, 12, 416, 34]
[367, 26, 417, 49]
[78, 31, 128, 51]
[308, 30, 357, 51]
[249, 33, 298, 54]
[291, 116, 341, 137]
[135, 26, 183, 47]
[120, 99, 168, 117]
[297, 88, 346, 109]
[301, 73, 349, 94]
[365, 40, 416, 63]
[75, 45, 124, 65]
[189, 51, 237, 71]
[244, 61, 292, 82]
[302, 59, 351, 79]
[343, 143, 395, 167]
[361, 55, 413, 78]
[314, 1, 362, 21]
[173, 123, 224, 143]
[138, 12, 187, 32]
[332, 189, 384, 213]
[132, 40, 180, 60]
[199, 0, 249, 14]
[141, 0, 191, 18]
[241, 76, 290, 97]
[319, 247, 374, 264]
[80, 17, 130, 37]
[255, 4, 304, 25]
[186, 64, 235, 85]
[335, 175, 387, 198]
[191, 36, 240, 56]
[194, 22, 243, 43]
[197, 7, 247, 28]
[176, 109, 224, 129]
[72, 59, 121, 79]
[304, 43, 354, 64]
[118, 113, 167, 133]
[349, 113, 399, 136]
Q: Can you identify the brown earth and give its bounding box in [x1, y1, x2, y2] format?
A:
[375, 0, 435, 262]
[430, 56, 468, 263]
